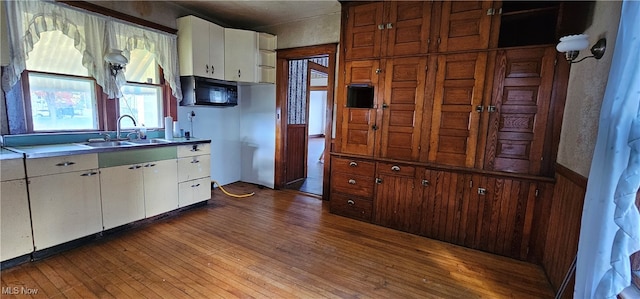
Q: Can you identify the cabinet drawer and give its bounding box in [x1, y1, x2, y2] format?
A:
[178, 155, 211, 182]
[0, 158, 25, 181]
[332, 157, 375, 176]
[377, 162, 415, 177]
[26, 154, 98, 177]
[177, 143, 211, 158]
[331, 172, 374, 198]
[330, 192, 372, 222]
[179, 177, 211, 207]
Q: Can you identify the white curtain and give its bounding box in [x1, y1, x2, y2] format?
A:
[2, 0, 181, 100]
[575, 0, 640, 298]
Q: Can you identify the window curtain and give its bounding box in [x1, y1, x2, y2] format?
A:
[574, 1, 640, 298]
[2, 0, 181, 101]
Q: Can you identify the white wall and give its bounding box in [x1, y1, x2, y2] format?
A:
[177, 105, 242, 186]
[308, 91, 326, 136]
[556, 0, 622, 177]
[239, 84, 276, 188]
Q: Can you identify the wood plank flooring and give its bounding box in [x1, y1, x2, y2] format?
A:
[1, 182, 554, 298]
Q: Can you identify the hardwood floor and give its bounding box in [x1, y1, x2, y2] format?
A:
[1, 182, 554, 298]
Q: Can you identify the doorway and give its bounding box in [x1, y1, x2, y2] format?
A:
[275, 44, 337, 199]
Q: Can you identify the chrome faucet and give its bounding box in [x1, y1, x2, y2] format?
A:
[116, 114, 137, 140]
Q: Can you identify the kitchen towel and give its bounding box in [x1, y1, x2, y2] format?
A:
[164, 116, 173, 140]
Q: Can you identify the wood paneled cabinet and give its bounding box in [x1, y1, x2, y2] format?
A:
[368, 158, 551, 260]
[329, 157, 375, 222]
[343, 1, 501, 60]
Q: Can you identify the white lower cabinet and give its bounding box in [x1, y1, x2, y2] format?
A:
[143, 159, 179, 217]
[100, 164, 145, 230]
[1, 156, 33, 261]
[29, 169, 102, 250]
[177, 143, 211, 207]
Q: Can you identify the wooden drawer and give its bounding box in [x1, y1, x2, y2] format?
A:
[332, 157, 375, 176]
[177, 143, 211, 158]
[26, 154, 98, 177]
[376, 162, 416, 177]
[331, 172, 374, 198]
[330, 192, 372, 222]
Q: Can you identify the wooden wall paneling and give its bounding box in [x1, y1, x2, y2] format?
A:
[379, 57, 426, 161]
[343, 2, 384, 60]
[542, 52, 570, 176]
[383, 1, 432, 57]
[458, 173, 476, 248]
[542, 165, 586, 293]
[472, 173, 488, 251]
[373, 168, 422, 234]
[340, 60, 382, 156]
[428, 52, 488, 168]
[437, 1, 495, 52]
[529, 181, 553, 263]
[474, 50, 498, 170]
[418, 56, 438, 163]
[419, 168, 439, 239]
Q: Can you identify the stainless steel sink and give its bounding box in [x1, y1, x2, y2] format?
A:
[82, 141, 134, 148]
[126, 139, 171, 145]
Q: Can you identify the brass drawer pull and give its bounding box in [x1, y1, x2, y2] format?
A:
[349, 161, 358, 167]
[347, 199, 355, 206]
[348, 179, 356, 185]
[55, 161, 76, 167]
[391, 165, 401, 172]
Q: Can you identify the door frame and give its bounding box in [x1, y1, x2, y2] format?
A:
[275, 43, 337, 199]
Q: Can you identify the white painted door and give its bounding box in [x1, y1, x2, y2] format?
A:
[100, 164, 145, 230]
[143, 159, 179, 217]
[29, 170, 102, 250]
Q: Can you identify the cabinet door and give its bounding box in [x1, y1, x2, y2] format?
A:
[484, 46, 556, 175]
[373, 164, 421, 234]
[1, 179, 33, 261]
[437, 1, 495, 52]
[225, 28, 257, 83]
[208, 22, 225, 80]
[340, 60, 383, 156]
[343, 2, 384, 60]
[143, 159, 179, 217]
[178, 154, 211, 182]
[100, 164, 145, 230]
[179, 177, 211, 207]
[379, 57, 428, 161]
[428, 52, 488, 168]
[29, 170, 102, 250]
[177, 16, 211, 77]
[383, 1, 432, 57]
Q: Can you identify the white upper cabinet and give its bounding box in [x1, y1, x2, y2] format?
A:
[177, 15, 225, 80]
[224, 28, 257, 83]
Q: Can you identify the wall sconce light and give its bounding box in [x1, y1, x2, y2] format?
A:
[104, 49, 128, 76]
[556, 34, 606, 64]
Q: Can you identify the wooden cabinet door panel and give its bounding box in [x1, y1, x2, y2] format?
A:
[384, 1, 432, 57]
[429, 53, 487, 167]
[379, 57, 426, 161]
[438, 1, 494, 52]
[373, 173, 422, 234]
[344, 2, 384, 60]
[341, 60, 382, 156]
[484, 47, 556, 175]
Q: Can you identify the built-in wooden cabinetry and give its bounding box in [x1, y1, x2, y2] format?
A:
[333, 1, 579, 261]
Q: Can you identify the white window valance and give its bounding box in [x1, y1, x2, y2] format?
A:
[2, 0, 182, 100]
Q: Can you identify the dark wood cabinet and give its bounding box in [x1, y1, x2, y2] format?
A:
[427, 52, 488, 168]
[436, 1, 497, 52]
[330, 157, 376, 222]
[484, 46, 557, 175]
[373, 162, 421, 234]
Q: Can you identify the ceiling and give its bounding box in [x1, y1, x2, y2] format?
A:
[168, 0, 342, 30]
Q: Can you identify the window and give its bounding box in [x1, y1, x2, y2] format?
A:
[25, 31, 98, 131]
[119, 49, 163, 129]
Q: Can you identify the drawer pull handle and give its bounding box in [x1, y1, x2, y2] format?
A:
[349, 161, 358, 167]
[145, 163, 156, 168]
[191, 160, 200, 164]
[191, 183, 201, 188]
[128, 165, 142, 170]
[347, 199, 355, 206]
[191, 145, 200, 152]
[56, 161, 76, 167]
[422, 179, 430, 186]
[391, 165, 401, 172]
[348, 179, 356, 185]
[80, 171, 98, 177]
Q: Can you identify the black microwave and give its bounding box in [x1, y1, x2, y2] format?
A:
[180, 76, 238, 107]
